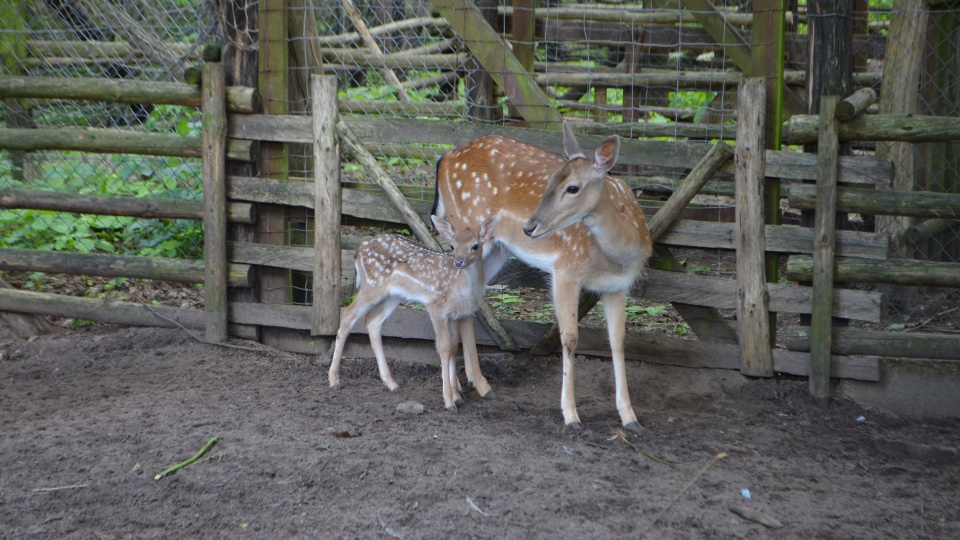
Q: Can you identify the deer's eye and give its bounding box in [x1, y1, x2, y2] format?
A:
[566, 185, 580, 194]
[471, 243, 480, 251]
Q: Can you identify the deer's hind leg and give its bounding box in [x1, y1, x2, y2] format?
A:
[329, 290, 378, 390]
[363, 296, 403, 392]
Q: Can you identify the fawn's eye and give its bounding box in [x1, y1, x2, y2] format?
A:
[566, 185, 580, 194]
[471, 243, 480, 251]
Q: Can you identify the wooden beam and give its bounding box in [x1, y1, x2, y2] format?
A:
[810, 95, 841, 403]
[0, 128, 255, 161]
[202, 63, 228, 343]
[786, 326, 960, 360]
[431, 0, 562, 129]
[312, 75, 341, 336]
[786, 255, 960, 288]
[787, 184, 960, 219]
[735, 78, 774, 377]
[783, 113, 960, 145]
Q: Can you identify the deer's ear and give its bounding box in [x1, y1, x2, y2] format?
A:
[431, 215, 456, 241]
[562, 121, 585, 160]
[480, 215, 500, 242]
[594, 135, 620, 173]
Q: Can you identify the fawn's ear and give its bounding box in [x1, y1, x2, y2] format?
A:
[593, 135, 620, 173]
[479, 215, 500, 243]
[562, 121, 586, 160]
[431, 215, 456, 241]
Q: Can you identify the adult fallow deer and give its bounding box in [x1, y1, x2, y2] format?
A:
[329, 215, 499, 411]
[435, 122, 653, 432]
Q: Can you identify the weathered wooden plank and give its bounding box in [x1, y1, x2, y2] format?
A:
[786, 326, 960, 360]
[655, 220, 891, 259]
[784, 113, 960, 145]
[0, 128, 256, 162]
[202, 62, 228, 343]
[786, 255, 960, 288]
[0, 75, 258, 113]
[810, 95, 841, 402]
[735, 78, 774, 377]
[0, 248, 253, 287]
[312, 75, 341, 336]
[0, 187, 254, 224]
[788, 184, 960, 219]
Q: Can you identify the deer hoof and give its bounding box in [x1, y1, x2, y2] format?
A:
[480, 389, 498, 400]
[329, 381, 341, 391]
[387, 383, 401, 392]
[624, 421, 645, 435]
[455, 394, 465, 406]
[446, 404, 459, 413]
[565, 421, 583, 432]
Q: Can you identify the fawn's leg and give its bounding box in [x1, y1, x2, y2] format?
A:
[329, 295, 375, 389]
[553, 278, 583, 429]
[458, 316, 493, 397]
[430, 313, 459, 412]
[364, 296, 403, 392]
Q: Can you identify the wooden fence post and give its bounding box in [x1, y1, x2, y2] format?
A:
[810, 95, 841, 402]
[735, 78, 774, 377]
[202, 62, 228, 343]
[312, 75, 342, 336]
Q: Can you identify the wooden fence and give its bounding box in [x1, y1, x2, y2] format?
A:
[3, 72, 960, 396]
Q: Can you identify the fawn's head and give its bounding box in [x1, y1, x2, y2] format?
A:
[431, 215, 500, 269]
[523, 122, 620, 239]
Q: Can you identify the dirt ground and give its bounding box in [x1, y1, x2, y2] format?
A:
[1, 322, 959, 539]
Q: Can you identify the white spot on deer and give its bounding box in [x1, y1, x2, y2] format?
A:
[455, 180, 462, 189]
[499, 163, 505, 170]
[461, 192, 471, 201]
[492, 187, 498, 195]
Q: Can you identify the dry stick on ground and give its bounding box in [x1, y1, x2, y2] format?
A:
[641, 452, 729, 535]
[32, 483, 90, 493]
[339, 0, 412, 102]
[154, 436, 221, 481]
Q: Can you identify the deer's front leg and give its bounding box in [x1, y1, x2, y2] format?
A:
[458, 316, 494, 398]
[554, 279, 582, 430]
[602, 291, 642, 433]
[431, 314, 460, 412]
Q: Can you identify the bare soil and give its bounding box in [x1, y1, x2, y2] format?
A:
[1, 321, 959, 539]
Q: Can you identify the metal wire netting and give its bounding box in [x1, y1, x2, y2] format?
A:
[1, 1, 958, 333]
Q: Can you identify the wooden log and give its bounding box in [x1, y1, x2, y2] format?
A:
[0, 75, 258, 113]
[312, 75, 341, 336]
[0, 248, 253, 287]
[734, 78, 774, 377]
[26, 40, 203, 63]
[337, 99, 465, 117]
[202, 62, 228, 343]
[0, 187, 250, 224]
[314, 17, 450, 47]
[783, 114, 960, 144]
[786, 326, 960, 360]
[896, 218, 957, 246]
[786, 255, 960, 288]
[646, 141, 734, 240]
[835, 87, 877, 122]
[0, 128, 256, 162]
[0, 277, 54, 338]
[810, 95, 841, 403]
[787, 184, 960, 219]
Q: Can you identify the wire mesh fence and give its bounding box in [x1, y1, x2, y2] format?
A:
[1, 1, 958, 334]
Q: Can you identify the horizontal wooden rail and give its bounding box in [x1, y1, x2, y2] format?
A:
[0, 248, 253, 287]
[785, 326, 960, 360]
[1, 188, 255, 224]
[227, 116, 892, 185]
[0, 128, 256, 162]
[338, 99, 466, 117]
[318, 49, 467, 70]
[0, 75, 258, 113]
[788, 184, 960, 219]
[786, 255, 960, 288]
[784, 113, 960, 144]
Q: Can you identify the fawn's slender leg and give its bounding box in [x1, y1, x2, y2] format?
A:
[602, 291, 642, 433]
[458, 316, 493, 397]
[554, 278, 583, 429]
[329, 295, 376, 389]
[364, 296, 403, 392]
[430, 312, 459, 411]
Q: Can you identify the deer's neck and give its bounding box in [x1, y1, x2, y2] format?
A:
[443, 261, 486, 318]
[581, 184, 646, 270]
